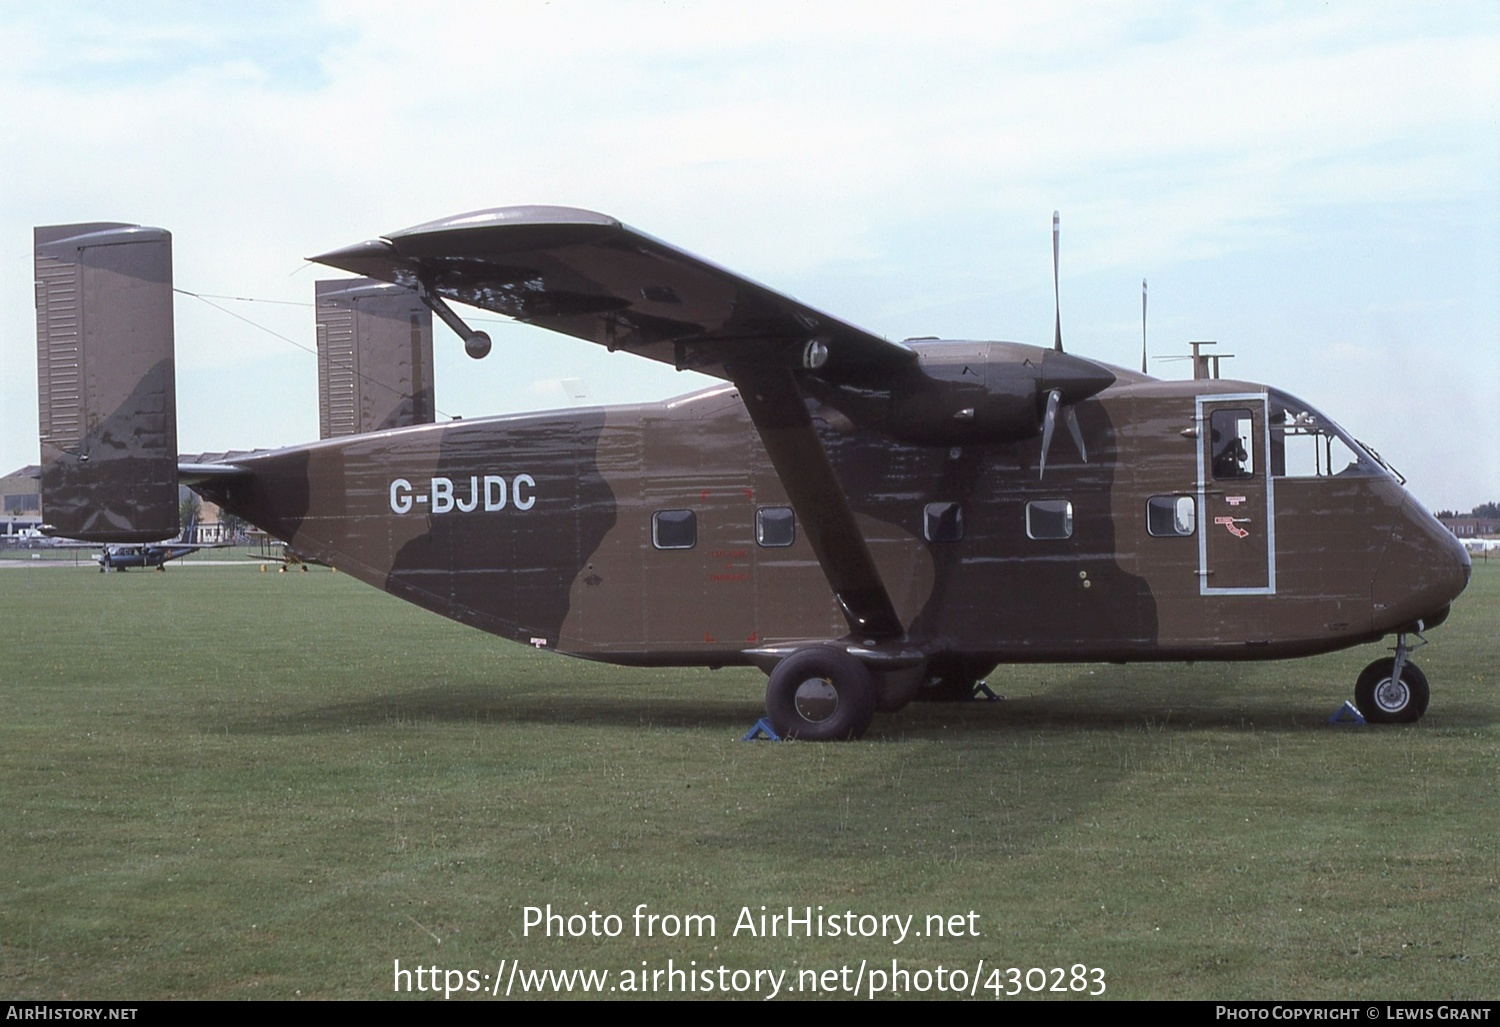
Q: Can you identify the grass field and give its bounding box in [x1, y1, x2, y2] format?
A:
[1, 561, 1495, 1000]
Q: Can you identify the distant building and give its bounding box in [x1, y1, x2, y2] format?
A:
[2, 465, 42, 537]
[1440, 516, 1499, 539]
[181, 486, 232, 543]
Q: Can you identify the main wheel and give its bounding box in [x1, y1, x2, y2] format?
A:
[1354, 658, 1430, 724]
[765, 646, 876, 741]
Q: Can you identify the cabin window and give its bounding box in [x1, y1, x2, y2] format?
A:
[1210, 409, 1255, 479]
[756, 507, 796, 547]
[651, 509, 697, 549]
[1026, 499, 1073, 539]
[1147, 495, 1196, 537]
[924, 502, 964, 542]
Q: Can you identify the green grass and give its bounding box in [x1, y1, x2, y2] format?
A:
[1, 562, 1496, 1000]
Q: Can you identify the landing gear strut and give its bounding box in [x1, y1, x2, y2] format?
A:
[1354, 631, 1430, 724]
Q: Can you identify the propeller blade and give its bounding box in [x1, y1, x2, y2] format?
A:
[1141, 278, 1148, 374]
[1039, 388, 1061, 479]
[1052, 211, 1062, 353]
[1064, 404, 1088, 464]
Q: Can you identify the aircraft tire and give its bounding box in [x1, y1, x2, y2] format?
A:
[1354, 658, 1430, 724]
[765, 646, 876, 741]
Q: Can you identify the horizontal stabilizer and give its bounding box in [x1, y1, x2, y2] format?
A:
[35, 223, 178, 542]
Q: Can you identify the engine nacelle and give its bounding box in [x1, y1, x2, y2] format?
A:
[810, 340, 1115, 446]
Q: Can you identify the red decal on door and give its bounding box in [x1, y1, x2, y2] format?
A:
[1214, 516, 1251, 539]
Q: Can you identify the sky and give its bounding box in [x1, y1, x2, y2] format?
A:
[2, 1, 1496, 512]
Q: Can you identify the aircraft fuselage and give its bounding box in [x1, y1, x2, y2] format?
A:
[197, 346, 1470, 672]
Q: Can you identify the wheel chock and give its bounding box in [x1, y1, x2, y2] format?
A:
[973, 682, 1001, 702]
[1327, 701, 1366, 725]
[741, 718, 783, 742]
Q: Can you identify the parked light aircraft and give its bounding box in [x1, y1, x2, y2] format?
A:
[34, 211, 1471, 738]
[93, 517, 225, 571]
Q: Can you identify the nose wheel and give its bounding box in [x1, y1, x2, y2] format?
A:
[1353, 632, 1430, 724]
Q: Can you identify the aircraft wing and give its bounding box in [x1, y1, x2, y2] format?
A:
[310, 206, 915, 386]
[313, 208, 917, 642]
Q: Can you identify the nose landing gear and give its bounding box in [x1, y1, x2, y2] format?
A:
[1354, 631, 1430, 724]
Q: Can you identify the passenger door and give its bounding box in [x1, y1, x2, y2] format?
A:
[1196, 395, 1275, 594]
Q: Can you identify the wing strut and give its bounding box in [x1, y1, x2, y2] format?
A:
[730, 367, 905, 642]
[415, 280, 492, 359]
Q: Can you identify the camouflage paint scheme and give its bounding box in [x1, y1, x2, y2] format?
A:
[36, 209, 1472, 736]
[191, 367, 1466, 666]
[34, 224, 177, 543]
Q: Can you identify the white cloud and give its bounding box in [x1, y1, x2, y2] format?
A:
[1, 1, 1495, 507]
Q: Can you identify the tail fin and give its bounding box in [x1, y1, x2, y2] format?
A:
[315, 278, 434, 438]
[35, 223, 179, 542]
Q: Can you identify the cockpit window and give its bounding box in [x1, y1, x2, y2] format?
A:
[1210, 410, 1254, 480]
[1268, 390, 1384, 480]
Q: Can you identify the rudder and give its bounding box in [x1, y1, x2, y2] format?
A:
[35, 223, 178, 542]
[315, 278, 434, 438]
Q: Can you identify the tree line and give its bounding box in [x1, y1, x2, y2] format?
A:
[1435, 502, 1499, 520]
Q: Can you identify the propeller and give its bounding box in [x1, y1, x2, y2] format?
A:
[1039, 388, 1060, 478]
[1038, 388, 1090, 480]
[1141, 278, 1148, 374]
[1065, 405, 1087, 464]
[1052, 211, 1063, 353]
[1038, 211, 1098, 476]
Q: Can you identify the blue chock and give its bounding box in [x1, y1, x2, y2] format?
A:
[742, 718, 783, 741]
[1327, 701, 1366, 725]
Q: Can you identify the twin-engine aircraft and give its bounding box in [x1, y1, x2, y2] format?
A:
[34, 210, 1471, 739]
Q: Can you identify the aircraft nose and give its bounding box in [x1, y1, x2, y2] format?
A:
[1370, 498, 1471, 632]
